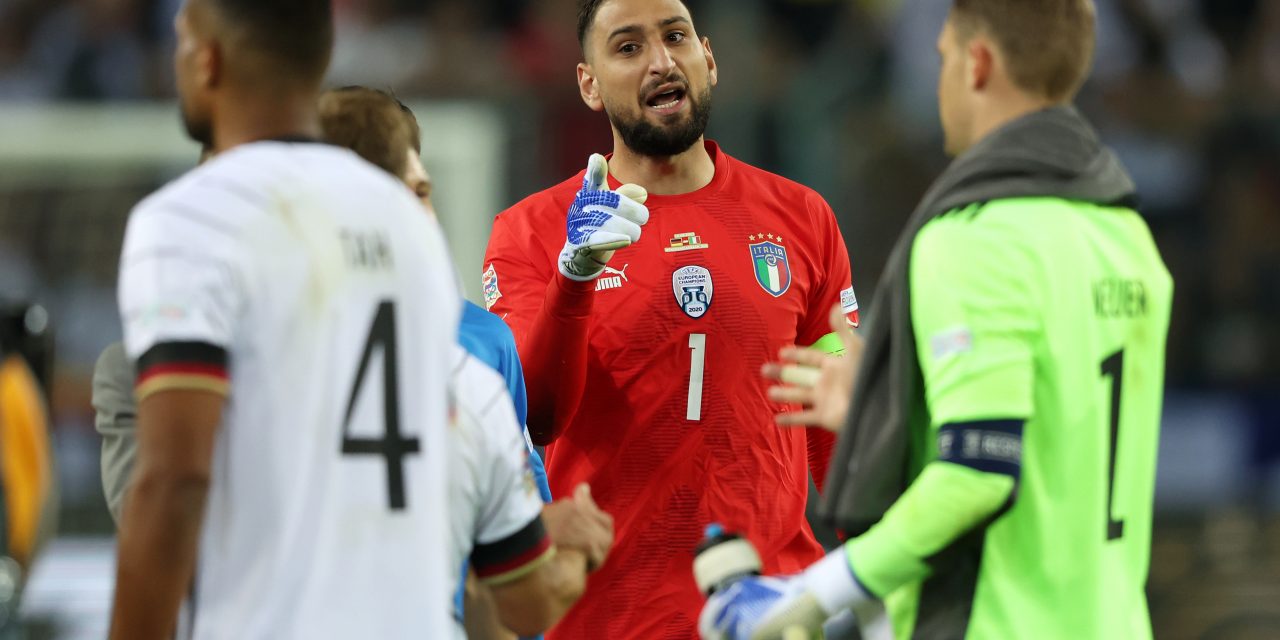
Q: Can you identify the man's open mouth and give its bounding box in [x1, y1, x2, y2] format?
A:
[645, 83, 687, 114]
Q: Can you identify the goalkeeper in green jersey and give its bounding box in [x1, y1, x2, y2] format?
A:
[700, 0, 1173, 638]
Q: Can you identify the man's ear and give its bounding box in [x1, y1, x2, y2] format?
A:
[196, 40, 222, 90]
[577, 62, 604, 112]
[966, 37, 993, 92]
[702, 36, 718, 88]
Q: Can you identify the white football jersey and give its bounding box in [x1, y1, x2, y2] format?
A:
[118, 140, 460, 639]
[446, 346, 550, 638]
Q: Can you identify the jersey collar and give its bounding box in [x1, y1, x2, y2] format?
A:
[263, 134, 329, 145]
[604, 140, 731, 206]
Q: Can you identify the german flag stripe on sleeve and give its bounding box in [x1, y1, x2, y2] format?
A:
[135, 341, 230, 401]
[471, 516, 555, 586]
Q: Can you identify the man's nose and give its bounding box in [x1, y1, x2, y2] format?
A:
[648, 42, 676, 77]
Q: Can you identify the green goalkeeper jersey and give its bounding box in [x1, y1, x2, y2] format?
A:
[867, 197, 1172, 639]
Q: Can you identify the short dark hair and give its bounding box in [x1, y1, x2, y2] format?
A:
[396, 100, 421, 155]
[951, 0, 1096, 102]
[211, 0, 334, 82]
[318, 86, 416, 178]
[577, 0, 693, 52]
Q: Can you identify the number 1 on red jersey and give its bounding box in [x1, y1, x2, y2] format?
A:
[687, 333, 706, 421]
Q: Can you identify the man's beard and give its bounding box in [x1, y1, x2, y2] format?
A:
[180, 98, 214, 149]
[607, 85, 712, 158]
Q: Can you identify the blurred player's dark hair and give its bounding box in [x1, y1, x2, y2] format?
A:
[950, 0, 1096, 102]
[576, 0, 696, 52]
[209, 0, 333, 83]
[318, 86, 417, 177]
[397, 100, 422, 155]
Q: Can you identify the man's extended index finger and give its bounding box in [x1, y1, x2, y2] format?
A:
[582, 153, 608, 192]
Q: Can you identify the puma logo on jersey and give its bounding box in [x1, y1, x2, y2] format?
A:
[604, 264, 630, 281]
[596, 264, 630, 291]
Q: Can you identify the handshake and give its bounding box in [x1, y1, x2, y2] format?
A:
[559, 154, 650, 281]
[542, 483, 614, 571]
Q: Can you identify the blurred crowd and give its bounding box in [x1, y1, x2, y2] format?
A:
[4, 0, 1276, 387]
[1, 0, 1278, 494]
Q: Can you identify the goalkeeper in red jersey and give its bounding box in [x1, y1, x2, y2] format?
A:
[481, 0, 859, 636]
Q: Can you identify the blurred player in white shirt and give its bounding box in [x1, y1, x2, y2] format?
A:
[317, 86, 614, 639]
[109, 1, 461, 638]
[446, 349, 613, 638]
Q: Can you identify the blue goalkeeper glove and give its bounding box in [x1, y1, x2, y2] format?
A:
[559, 154, 649, 281]
[699, 549, 876, 640]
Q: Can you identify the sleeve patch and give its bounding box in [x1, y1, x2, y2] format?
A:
[482, 263, 502, 310]
[840, 286, 859, 327]
[135, 342, 229, 400]
[937, 420, 1023, 478]
[471, 515, 552, 585]
[929, 325, 973, 361]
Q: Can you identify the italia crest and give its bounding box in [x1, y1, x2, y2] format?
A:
[748, 240, 791, 297]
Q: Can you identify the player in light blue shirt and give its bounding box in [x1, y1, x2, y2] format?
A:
[458, 303, 552, 502]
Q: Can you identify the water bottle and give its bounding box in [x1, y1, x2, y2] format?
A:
[693, 523, 763, 596]
[695, 525, 830, 640]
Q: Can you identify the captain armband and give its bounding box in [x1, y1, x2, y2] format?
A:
[937, 420, 1024, 479]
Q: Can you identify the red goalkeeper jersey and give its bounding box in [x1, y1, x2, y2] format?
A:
[482, 141, 857, 639]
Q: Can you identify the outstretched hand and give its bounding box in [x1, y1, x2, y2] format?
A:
[762, 304, 864, 433]
[559, 154, 649, 281]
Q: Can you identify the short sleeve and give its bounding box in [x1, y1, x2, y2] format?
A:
[117, 199, 245, 398]
[909, 211, 1037, 426]
[796, 194, 858, 346]
[500, 336, 529, 429]
[466, 369, 552, 584]
[92, 342, 136, 524]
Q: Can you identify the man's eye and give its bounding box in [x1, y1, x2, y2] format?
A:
[668, 32, 686, 43]
[619, 43, 639, 55]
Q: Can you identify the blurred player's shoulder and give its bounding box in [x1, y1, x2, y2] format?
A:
[459, 302, 517, 362]
[131, 140, 416, 236]
[450, 347, 516, 427]
[143, 141, 392, 202]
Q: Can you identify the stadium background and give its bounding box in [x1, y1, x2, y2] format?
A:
[1, 0, 1277, 637]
